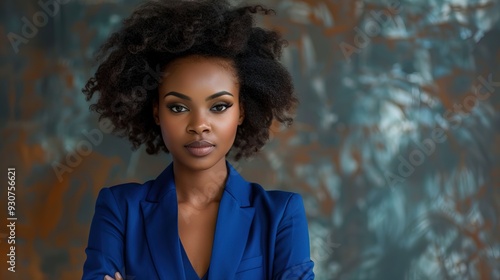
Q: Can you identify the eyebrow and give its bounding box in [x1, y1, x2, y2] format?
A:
[163, 91, 233, 101]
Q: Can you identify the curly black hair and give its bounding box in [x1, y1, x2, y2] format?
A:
[83, 0, 297, 160]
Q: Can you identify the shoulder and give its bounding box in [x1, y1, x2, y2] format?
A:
[247, 182, 307, 219]
[251, 182, 302, 204]
[96, 180, 154, 204]
[225, 162, 306, 214]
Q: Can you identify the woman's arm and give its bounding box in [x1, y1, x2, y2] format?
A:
[273, 193, 315, 279]
[83, 187, 126, 279]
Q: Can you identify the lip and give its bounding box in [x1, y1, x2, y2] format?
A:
[184, 140, 215, 157]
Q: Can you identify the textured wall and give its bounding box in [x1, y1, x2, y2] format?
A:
[1, 0, 499, 279]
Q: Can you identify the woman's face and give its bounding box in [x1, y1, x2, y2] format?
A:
[154, 55, 243, 171]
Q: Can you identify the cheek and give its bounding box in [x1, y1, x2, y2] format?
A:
[159, 117, 181, 143]
[218, 113, 240, 135]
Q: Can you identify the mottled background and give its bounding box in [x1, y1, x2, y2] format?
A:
[1, 0, 499, 279]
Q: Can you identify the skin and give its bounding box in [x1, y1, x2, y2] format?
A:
[105, 55, 244, 279]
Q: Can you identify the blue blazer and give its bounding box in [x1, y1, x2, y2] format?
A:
[83, 161, 314, 279]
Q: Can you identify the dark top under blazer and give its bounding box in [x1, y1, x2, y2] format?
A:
[83, 161, 315, 279]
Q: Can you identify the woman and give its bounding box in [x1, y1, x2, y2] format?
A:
[82, 0, 314, 279]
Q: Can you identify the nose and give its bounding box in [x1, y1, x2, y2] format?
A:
[186, 110, 211, 135]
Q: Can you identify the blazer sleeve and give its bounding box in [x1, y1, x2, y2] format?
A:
[272, 193, 315, 279]
[82, 187, 125, 279]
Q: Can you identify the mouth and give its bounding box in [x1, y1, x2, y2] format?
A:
[184, 140, 216, 157]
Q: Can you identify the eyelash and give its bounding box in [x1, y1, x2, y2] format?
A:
[212, 103, 233, 112]
[167, 105, 188, 113]
[167, 103, 233, 113]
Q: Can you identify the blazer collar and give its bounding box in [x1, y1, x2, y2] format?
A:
[144, 161, 251, 207]
[140, 161, 255, 279]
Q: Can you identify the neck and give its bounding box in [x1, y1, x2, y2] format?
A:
[173, 158, 227, 208]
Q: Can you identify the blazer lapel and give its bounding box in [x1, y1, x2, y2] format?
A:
[139, 161, 255, 279]
[140, 163, 186, 280]
[208, 162, 256, 278]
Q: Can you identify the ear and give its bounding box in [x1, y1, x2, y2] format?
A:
[238, 103, 244, 125]
[153, 102, 160, 125]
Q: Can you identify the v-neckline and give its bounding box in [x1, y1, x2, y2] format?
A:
[180, 238, 209, 280]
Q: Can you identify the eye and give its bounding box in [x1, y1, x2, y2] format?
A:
[168, 105, 188, 113]
[211, 103, 232, 112]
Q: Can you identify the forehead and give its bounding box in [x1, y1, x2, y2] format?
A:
[160, 55, 239, 93]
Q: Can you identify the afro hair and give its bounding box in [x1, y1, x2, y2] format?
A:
[83, 0, 297, 160]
